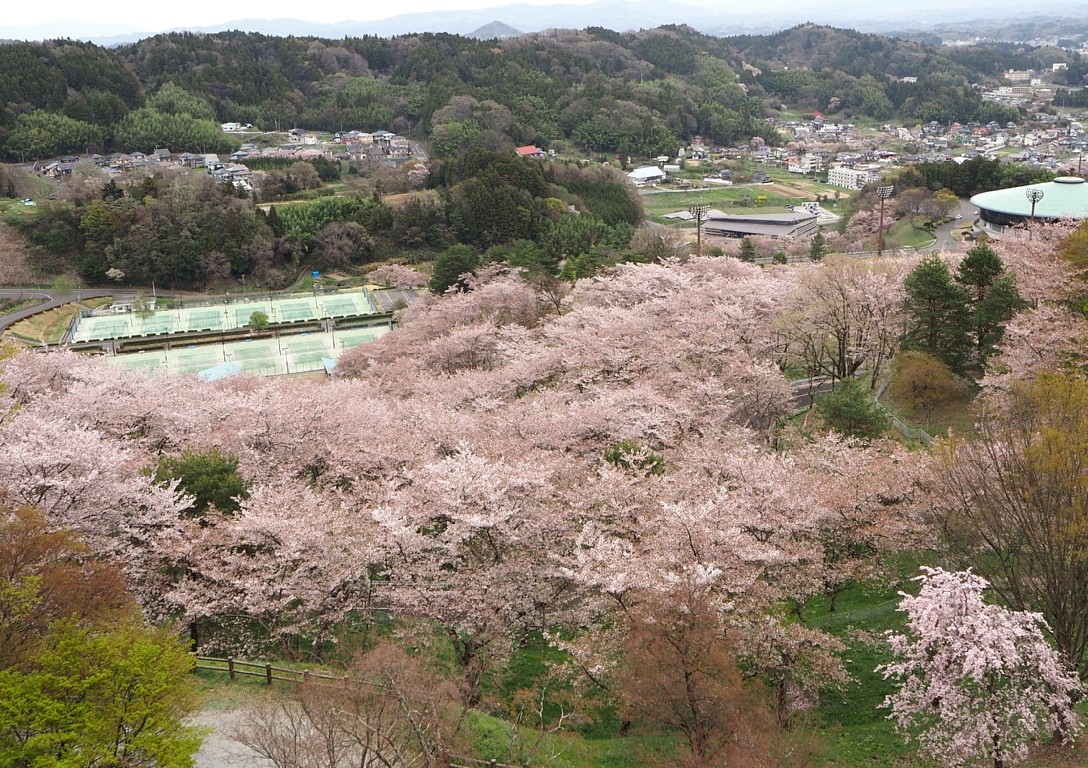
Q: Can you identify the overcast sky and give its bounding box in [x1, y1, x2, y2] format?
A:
[4, 0, 602, 33]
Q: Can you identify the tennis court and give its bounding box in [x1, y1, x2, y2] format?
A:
[105, 326, 389, 378]
[70, 289, 378, 344]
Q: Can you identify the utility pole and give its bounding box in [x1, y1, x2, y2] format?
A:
[876, 185, 894, 257]
[688, 204, 710, 258]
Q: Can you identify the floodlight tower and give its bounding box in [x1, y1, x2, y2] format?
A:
[876, 185, 894, 257]
[1025, 188, 1045, 221]
[689, 204, 710, 258]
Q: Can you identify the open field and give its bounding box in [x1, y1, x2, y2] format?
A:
[641, 186, 804, 221]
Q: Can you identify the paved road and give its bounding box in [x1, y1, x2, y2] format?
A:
[0, 288, 196, 336]
[921, 199, 976, 253]
[790, 377, 835, 410]
[0, 289, 131, 335]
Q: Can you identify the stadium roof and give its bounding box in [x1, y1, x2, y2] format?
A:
[704, 210, 818, 239]
[971, 176, 1088, 220]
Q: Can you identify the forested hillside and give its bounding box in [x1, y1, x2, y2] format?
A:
[9, 149, 640, 288]
[0, 23, 1057, 161]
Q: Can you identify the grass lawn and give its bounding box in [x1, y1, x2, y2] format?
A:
[641, 187, 802, 221]
[804, 578, 918, 767]
[886, 219, 936, 250]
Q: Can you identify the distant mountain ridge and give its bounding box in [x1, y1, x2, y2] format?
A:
[5, 0, 1088, 45]
[468, 21, 524, 40]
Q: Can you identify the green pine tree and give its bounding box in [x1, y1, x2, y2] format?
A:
[955, 242, 1004, 302]
[974, 273, 1028, 364]
[738, 237, 756, 263]
[809, 231, 829, 262]
[817, 378, 888, 439]
[903, 255, 973, 372]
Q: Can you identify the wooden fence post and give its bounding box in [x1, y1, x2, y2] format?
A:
[228, 657, 235, 682]
[265, 663, 273, 685]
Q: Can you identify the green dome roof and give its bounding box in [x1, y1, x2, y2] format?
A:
[970, 176, 1088, 219]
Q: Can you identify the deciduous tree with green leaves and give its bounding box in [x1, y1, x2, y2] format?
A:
[0, 618, 203, 768]
[890, 351, 962, 428]
[249, 311, 270, 331]
[935, 372, 1088, 679]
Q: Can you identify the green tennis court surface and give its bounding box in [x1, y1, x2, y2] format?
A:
[105, 326, 390, 378]
[71, 289, 378, 344]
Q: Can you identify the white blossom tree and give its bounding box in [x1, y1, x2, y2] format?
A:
[879, 567, 1082, 768]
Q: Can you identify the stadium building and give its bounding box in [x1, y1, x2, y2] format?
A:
[970, 176, 1088, 238]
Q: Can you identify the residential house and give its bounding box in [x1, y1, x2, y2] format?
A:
[626, 166, 666, 186]
[788, 154, 823, 174]
[388, 139, 412, 159]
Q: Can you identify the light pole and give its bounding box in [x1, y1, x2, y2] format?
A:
[283, 346, 290, 375]
[688, 204, 710, 258]
[1025, 188, 1044, 221]
[876, 185, 894, 257]
[241, 273, 246, 297]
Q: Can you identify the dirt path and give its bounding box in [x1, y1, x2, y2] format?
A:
[190, 706, 275, 768]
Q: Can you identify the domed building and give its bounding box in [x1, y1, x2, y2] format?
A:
[970, 176, 1088, 238]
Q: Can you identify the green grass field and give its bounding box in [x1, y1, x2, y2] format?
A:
[641, 187, 800, 221]
[886, 219, 937, 250]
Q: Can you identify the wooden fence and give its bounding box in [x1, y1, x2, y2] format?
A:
[194, 656, 522, 768]
[195, 655, 357, 687]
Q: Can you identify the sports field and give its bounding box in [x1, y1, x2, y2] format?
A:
[106, 326, 389, 378]
[71, 289, 377, 344]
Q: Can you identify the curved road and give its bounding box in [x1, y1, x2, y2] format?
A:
[0, 289, 132, 335]
[920, 199, 976, 253]
[0, 289, 195, 336]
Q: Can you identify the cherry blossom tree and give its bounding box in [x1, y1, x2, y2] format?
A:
[167, 482, 383, 657]
[0, 247, 928, 719]
[366, 264, 427, 289]
[880, 567, 1082, 768]
[992, 218, 1083, 303]
[369, 445, 579, 705]
[775, 255, 909, 387]
[978, 304, 1088, 391]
